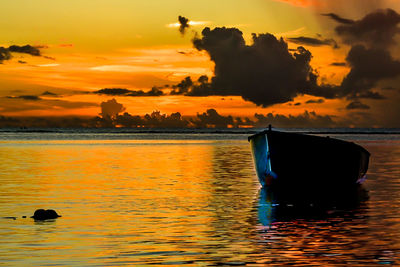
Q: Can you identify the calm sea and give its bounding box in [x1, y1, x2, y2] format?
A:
[0, 129, 400, 266]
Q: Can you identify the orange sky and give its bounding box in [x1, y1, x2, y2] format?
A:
[1, 0, 400, 127]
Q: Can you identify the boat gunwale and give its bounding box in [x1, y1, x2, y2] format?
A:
[248, 129, 370, 156]
[248, 129, 269, 142]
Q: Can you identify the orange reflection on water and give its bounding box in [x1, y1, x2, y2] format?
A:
[0, 139, 258, 265]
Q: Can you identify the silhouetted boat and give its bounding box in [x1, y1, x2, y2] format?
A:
[248, 126, 370, 191]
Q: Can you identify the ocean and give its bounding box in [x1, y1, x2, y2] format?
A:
[0, 129, 400, 266]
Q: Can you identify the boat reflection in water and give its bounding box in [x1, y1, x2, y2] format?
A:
[257, 186, 369, 227]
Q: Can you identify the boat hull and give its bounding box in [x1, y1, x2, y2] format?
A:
[249, 130, 370, 190]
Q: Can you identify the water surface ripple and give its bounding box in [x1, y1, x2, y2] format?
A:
[0, 133, 399, 266]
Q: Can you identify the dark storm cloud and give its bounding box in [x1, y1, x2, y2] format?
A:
[184, 27, 338, 106]
[346, 101, 370, 110]
[332, 9, 400, 47]
[8, 45, 41, 56]
[168, 26, 348, 105]
[305, 98, 325, 104]
[287, 36, 338, 48]
[95, 87, 164, 97]
[324, 9, 400, 101]
[169, 10, 400, 107]
[340, 45, 400, 98]
[178, 15, 190, 35]
[322, 13, 355, 24]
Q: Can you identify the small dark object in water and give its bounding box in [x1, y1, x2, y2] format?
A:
[31, 209, 61, 220]
[22, 216, 26, 218]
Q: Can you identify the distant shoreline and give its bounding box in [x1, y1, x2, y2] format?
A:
[1, 128, 400, 135]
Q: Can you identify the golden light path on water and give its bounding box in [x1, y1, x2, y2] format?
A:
[0, 135, 400, 265]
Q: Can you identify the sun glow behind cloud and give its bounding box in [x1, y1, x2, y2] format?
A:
[166, 21, 211, 28]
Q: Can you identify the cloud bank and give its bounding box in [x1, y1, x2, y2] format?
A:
[169, 26, 339, 106]
[325, 8, 400, 107]
[169, 9, 400, 110]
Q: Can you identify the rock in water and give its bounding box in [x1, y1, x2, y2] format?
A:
[31, 209, 61, 220]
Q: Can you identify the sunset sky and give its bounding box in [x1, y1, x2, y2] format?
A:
[1, 0, 400, 127]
